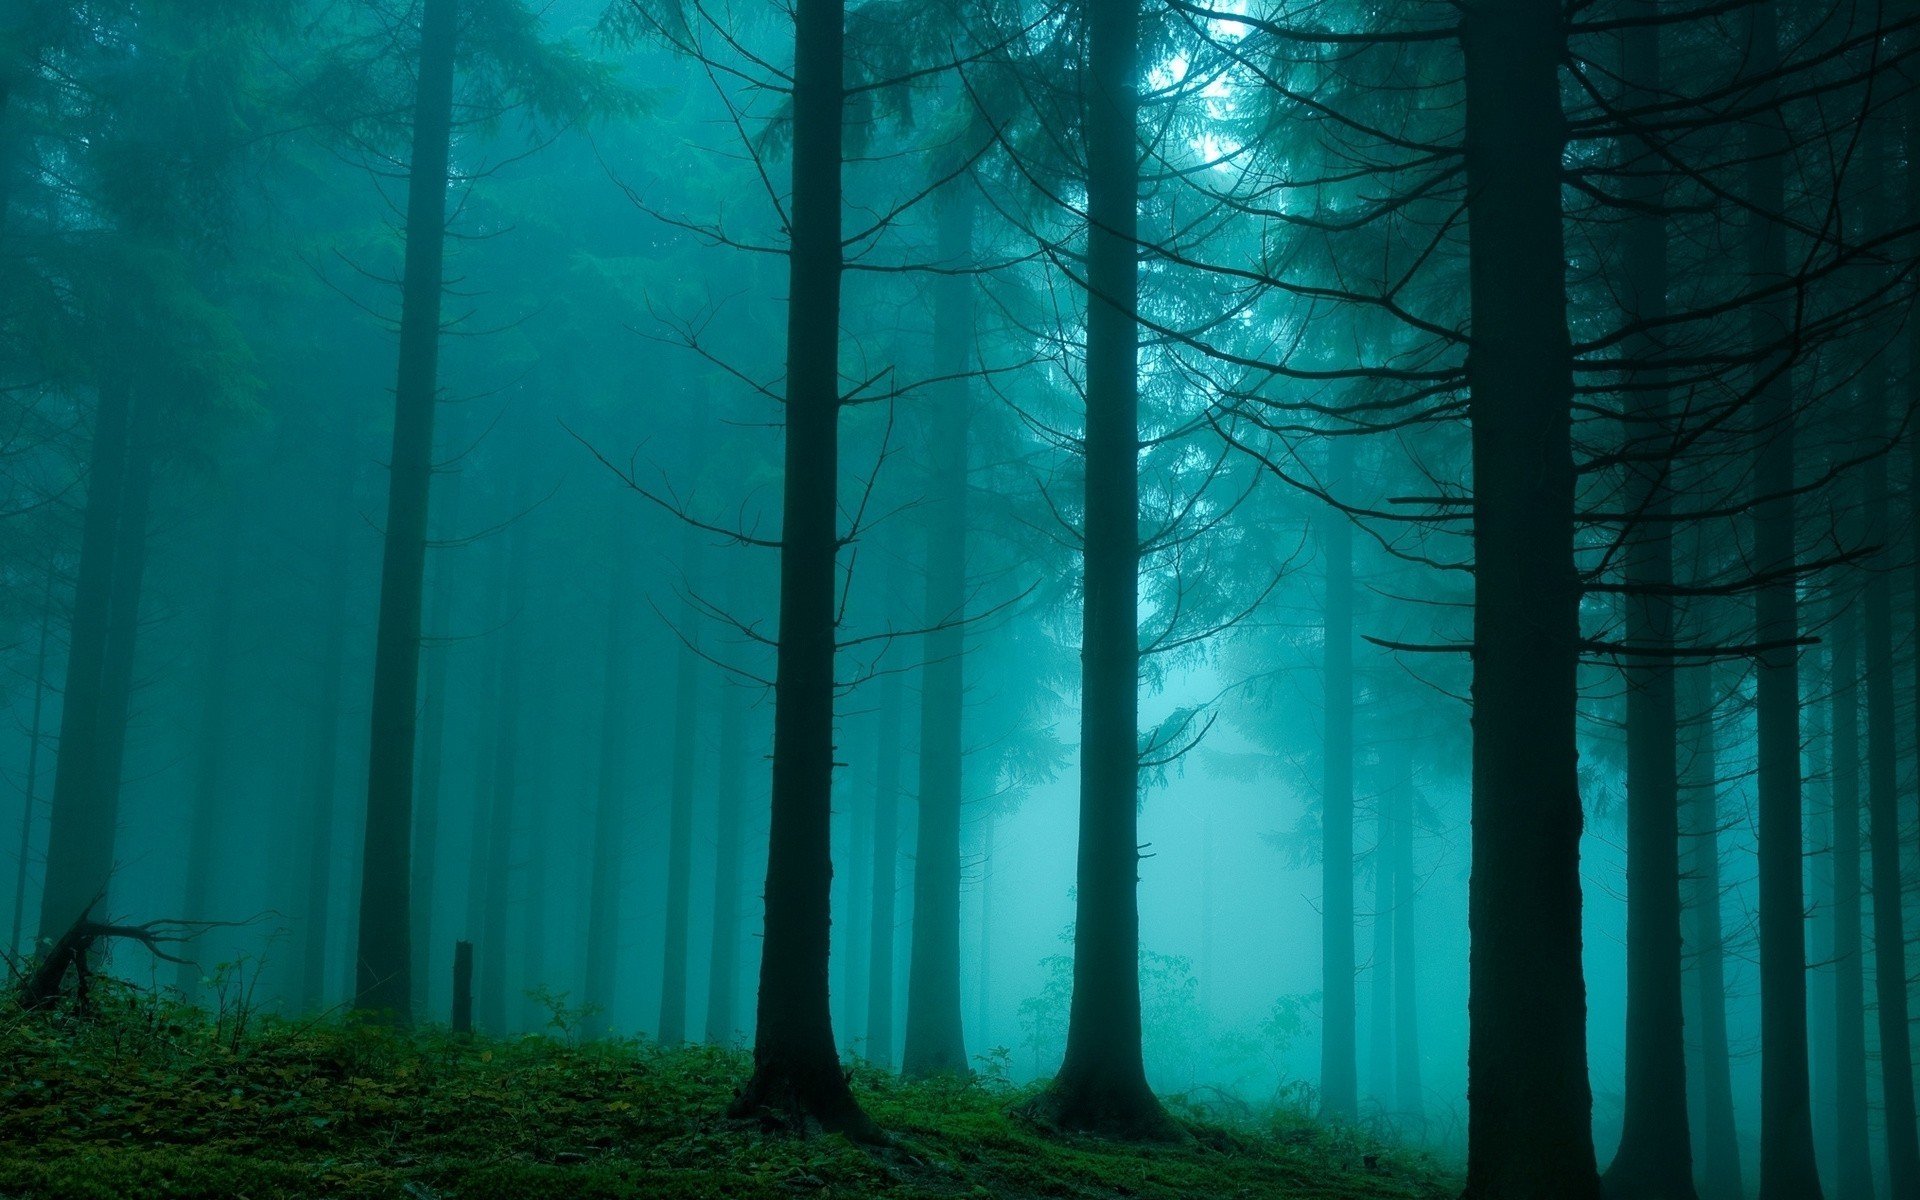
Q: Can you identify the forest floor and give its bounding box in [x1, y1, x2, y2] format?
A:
[1, 985, 1457, 1200]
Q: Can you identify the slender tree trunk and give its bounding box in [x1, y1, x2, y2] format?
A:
[1322, 436, 1358, 1121]
[10, 562, 56, 954]
[703, 676, 747, 1044]
[1829, 602, 1872, 1200]
[865, 667, 902, 1067]
[659, 565, 702, 1046]
[729, 0, 874, 1136]
[1389, 744, 1421, 1121]
[1743, 4, 1821, 1194]
[1369, 769, 1395, 1112]
[37, 368, 138, 942]
[174, 548, 240, 997]
[1458, 1, 1598, 1194]
[584, 546, 634, 1040]
[976, 811, 993, 1052]
[1604, 10, 1693, 1194]
[1807, 658, 1836, 1183]
[353, 0, 457, 1021]
[1678, 663, 1742, 1200]
[1028, 0, 1170, 1140]
[1859, 133, 1919, 1199]
[410, 467, 459, 1020]
[903, 177, 976, 1080]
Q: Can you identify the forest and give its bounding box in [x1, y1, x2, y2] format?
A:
[2, 0, 1918, 1198]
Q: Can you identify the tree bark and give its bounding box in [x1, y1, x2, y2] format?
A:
[729, 0, 875, 1137]
[902, 175, 975, 1080]
[1458, 0, 1599, 1194]
[8, 562, 55, 955]
[353, 0, 458, 1021]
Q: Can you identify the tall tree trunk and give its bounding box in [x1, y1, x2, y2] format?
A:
[1321, 437, 1358, 1121]
[353, 0, 457, 1021]
[865, 667, 902, 1067]
[703, 675, 747, 1044]
[1458, 1, 1598, 1195]
[659, 569, 702, 1046]
[410, 466, 460, 1020]
[1678, 663, 1742, 1200]
[1743, 4, 1821, 1194]
[9, 562, 55, 955]
[1389, 744, 1421, 1121]
[1829, 602, 1872, 1200]
[1604, 9, 1693, 1194]
[1807, 658, 1836, 1182]
[174, 548, 240, 997]
[1027, 0, 1170, 1140]
[729, 0, 874, 1136]
[902, 176, 975, 1080]
[37, 367, 142, 941]
[584, 545, 634, 1041]
[1859, 131, 1920, 1199]
[1369, 767, 1395, 1112]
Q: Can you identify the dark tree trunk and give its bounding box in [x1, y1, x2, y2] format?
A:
[1458, 1, 1599, 1195]
[353, 0, 457, 1021]
[584, 549, 634, 1041]
[865, 667, 902, 1067]
[1858, 133, 1920, 1198]
[902, 176, 975, 1081]
[703, 675, 748, 1044]
[300, 454, 356, 1013]
[174, 549, 240, 998]
[659, 592, 701, 1046]
[9, 563, 55, 955]
[1742, 5, 1821, 1195]
[1603, 9, 1693, 1194]
[1677, 663, 1742, 1200]
[1026, 0, 1171, 1141]
[729, 0, 874, 1137]
[451, 939, 473, 1034]
[1321, 437, 1357, 1121]
[1828, 602, 1872, 1200]
[37, 367, 146, 943]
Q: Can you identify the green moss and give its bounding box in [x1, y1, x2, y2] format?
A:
[0, 991, 1456, 1199]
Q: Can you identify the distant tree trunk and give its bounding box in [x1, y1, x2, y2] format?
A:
[865, 667, 902, 1067]
[1827, 602, 1872, 1200]
[1806, 656, 1835, 1181]
[451, 940, 473, 1034]
[976, 812, 993, 1052]
[37, 367, 149, 943]
[1742, 4, 1821, 1195]
[659, 564, 702, 1046]
[1321, 437, 1357, 1122]
[903, 176, 975, 1081]
[1603, 10, 1693, 1194]
[353, 0, 458, 1021]
[174, 549, 240, 998]
[9, 562, 56, 955]
[584, 547, 634, 1041]
[1388, 745, 1421, 1121]
[479, 527, 524, 1035]
[410, 468, 460, 1020]
[1457, 1, 1599, 1195]
[1027, 0, 1171, 1140]
[729, 0, 874, 1137]
[300, 461, 356, 1012]
[703, 676, 748, 1044]
[1858, 136, 1920, 1198]
[1677, 663, 1742, 1200]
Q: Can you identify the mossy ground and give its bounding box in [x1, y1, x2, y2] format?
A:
[0, 987, 1457, 1199]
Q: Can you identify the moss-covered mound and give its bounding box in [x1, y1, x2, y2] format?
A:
[0, 991, 1456, 1199]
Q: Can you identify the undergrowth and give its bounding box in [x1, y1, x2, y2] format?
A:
[0, 981, 1457, 1200]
